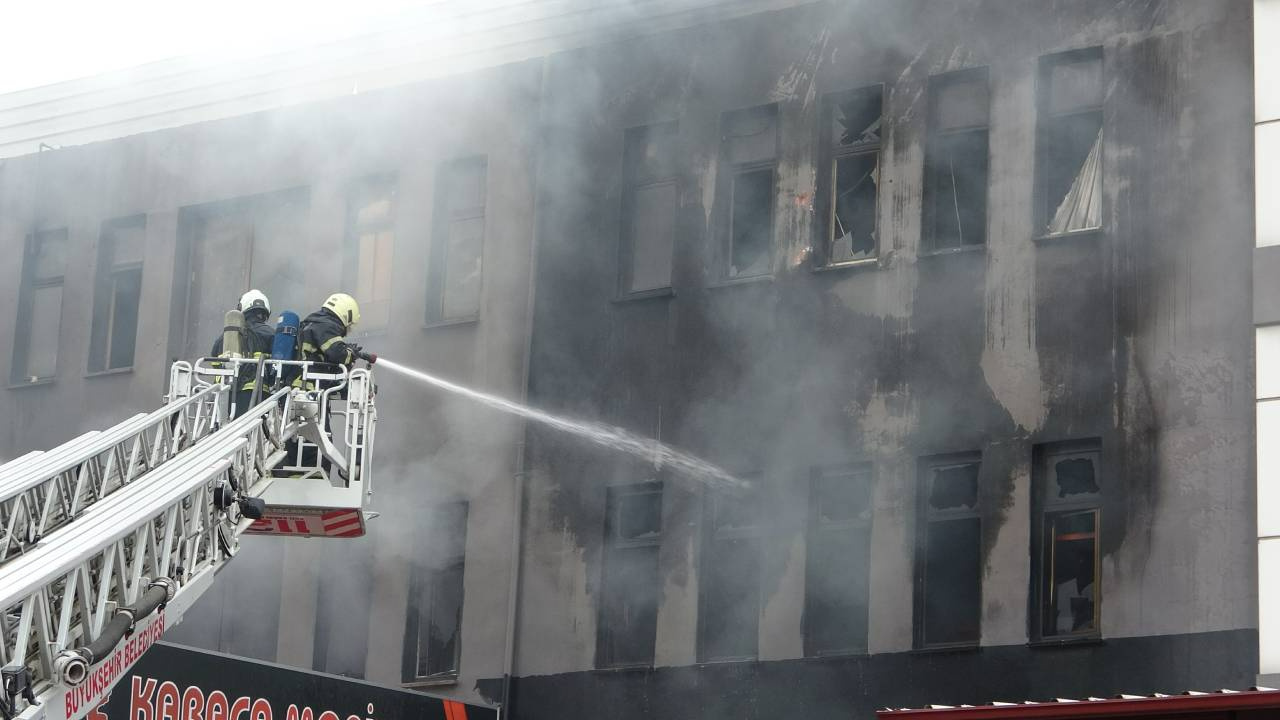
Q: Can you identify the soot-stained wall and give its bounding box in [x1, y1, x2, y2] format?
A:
[516, 0, 1255, 714]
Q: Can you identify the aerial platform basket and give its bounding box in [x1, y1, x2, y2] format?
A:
[189, 356, 378, 538]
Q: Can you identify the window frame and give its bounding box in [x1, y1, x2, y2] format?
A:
[11, 228, 69, 386]
[596, 480, 665, 669]
[426, 157, 487, 325]
[815, 85, 884, 268]
[718, 104, 779, 281]
[343, 174, 398, 335]
[1031, 439, 1103, 642]
[803, 463, 874, 657]
[923, 67, 991, 252]
[697, 476, 763, 662]
[88, 216, 146, 375]
[1034, 47, 1105, 238]
[618, 122, 679, 298]
[914, 452, 983, 650]
[402, 501, 469, 685]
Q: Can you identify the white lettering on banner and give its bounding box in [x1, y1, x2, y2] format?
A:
[60, 611, 166, 720]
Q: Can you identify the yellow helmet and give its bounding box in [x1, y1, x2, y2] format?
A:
[322, 292, 361, 329]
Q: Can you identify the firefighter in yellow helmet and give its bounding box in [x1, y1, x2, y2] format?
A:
[298, 293, 374, 368]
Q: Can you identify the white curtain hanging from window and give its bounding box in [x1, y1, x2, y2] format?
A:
[1048, 129, 1102, 234]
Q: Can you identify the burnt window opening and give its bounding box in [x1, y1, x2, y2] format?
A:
[344, 175, 397, 331]
[598, 482, 663, 668]
[1037, 48, 1103, 235]
[428, 158, 486, 323]
[721, 105, 777, 279]
[915, 455, 982, 648]
[805, 465, 873, 657]
[1033, 441, 1102, 639]
[88, 217, 145, 373]
[313, 538, 374, 679]
[699, 480, 761, 661]
[404, 502, 469, 682]
[620, 123, 678, 294]
[819, 86, 882, 265]
[12, 228, 68, 384]
[925, 68, 990, 250]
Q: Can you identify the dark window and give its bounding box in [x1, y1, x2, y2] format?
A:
[312, 537, 374, 678]
[620, 124, 678, 294]
[1033, 441, 1102, 639]
[818, 86, 882, 264]
[12, 228, 68, 384]
[598, 482, 663, 667]
[721, 105, 777, 279]
[88, 217, 145, 373]
[345, 175, 397, 331]
[916, 455, 982, 647]
[404, 502, 468, 681]
[805, 465, 873, 656]
[925, 68, 990, 250]
[428, 158, 486, 322]
[1037, 48, 1103, 235]
[699, 483, 760, 661]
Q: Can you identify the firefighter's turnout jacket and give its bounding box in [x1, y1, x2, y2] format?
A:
[299, 308, 358, 368]
[211, 312, 275, 391]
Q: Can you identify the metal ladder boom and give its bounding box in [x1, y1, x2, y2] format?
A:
[0, 388, 292, 720]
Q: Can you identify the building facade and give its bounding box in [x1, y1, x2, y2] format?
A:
[0, 2, 1259, 719]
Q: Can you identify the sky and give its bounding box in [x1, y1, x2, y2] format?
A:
[0, 0, 453, 94]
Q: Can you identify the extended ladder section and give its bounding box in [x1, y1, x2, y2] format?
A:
[0, 360, 376, 720]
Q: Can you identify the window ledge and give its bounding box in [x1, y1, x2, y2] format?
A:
[401, 675, 458, 689]
[706, 274, 773, 291]
[811, 258, 879, 274]
[423, 317, 479, 331]
[1033, 227, 1103, 244]
[592, 663, 655, 675]
[612, 286, 675, 303]
[910, 643, 981, 655]
[694, 656, 758, 666]
[919, 244, 986, 258]
[86, 367, 134, 378]
[1028, 635, 1104, 649]
[8, 378, 56, 390]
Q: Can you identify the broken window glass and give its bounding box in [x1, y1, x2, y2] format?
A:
[1045, 510, 1098, 635]
[721, 106, 777, 278]
[599, 483, 663, 667]
[1035, 442, 1102, 639]
[1039, 50, 1103, 234]
[429, 159, 486, 322]
[821, 86, 883, 265]
[806, 467, 872, 656]
[730, 168, 774, 277]
[925, 69, 990, 250]
[918, 456, 982, 647]
[406, 502, 468, 680]
[89, 218, 145, 373]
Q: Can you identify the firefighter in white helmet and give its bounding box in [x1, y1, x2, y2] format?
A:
[211, 289, 274, 417]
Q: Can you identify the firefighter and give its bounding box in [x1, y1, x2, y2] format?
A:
[211, 289, 274, 417]
[298, 292, 368, 369]
[286, 292, 371, 474]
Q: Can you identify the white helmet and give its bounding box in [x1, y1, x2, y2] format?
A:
[238, 289, 270, 315]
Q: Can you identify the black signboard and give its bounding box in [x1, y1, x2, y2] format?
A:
[90, 643, 498, 720]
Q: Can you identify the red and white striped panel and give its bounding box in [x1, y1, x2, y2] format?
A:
[246, 507, 365, 538]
